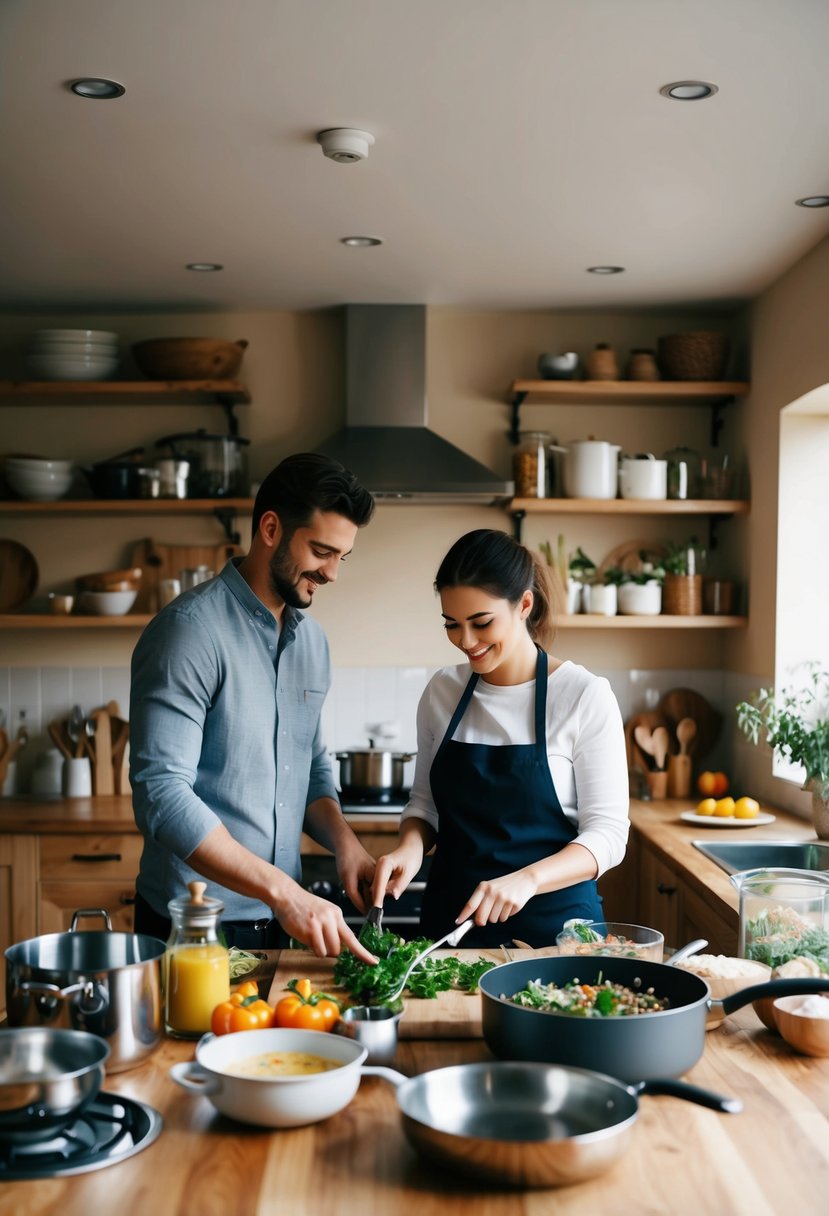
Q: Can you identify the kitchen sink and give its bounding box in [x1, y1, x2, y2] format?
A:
[692, 839, 829, 875]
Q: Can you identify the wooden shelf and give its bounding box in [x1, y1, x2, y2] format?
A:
[0, 614, 153, 629]
[0, 498, 254, 516]
[0, 379, 251, 404]
[509, 497, 749, 516]
[556, 615, 747, 629]
[510, 379, 750, 404]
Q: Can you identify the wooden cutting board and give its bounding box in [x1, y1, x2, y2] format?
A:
[266, 947, 554, 1039]
[130, 537, 242, 612]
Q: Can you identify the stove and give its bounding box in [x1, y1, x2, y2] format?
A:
[0, 1093, 163, 1180]
[339, 788, 409, 817]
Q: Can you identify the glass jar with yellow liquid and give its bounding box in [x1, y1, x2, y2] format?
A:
[164, 881, 230, 1038]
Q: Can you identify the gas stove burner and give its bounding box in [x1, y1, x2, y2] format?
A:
[0, 1092, 162, 1179]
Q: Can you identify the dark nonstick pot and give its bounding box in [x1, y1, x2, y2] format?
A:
[479, 955, 829, 1081]
[376, 1061, 740, 1188]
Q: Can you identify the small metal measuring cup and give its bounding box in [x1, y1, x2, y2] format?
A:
[337, 1004, 402, 1066]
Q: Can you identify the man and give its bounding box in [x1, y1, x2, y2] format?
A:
[130, 452, 377, 961]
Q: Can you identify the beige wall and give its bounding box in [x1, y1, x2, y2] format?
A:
[2, 303, 742, 671]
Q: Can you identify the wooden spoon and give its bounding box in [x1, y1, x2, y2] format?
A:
[651, 726, 670, 772]
[48, 720, 73, 760]
[633, 725, 658, 769]
[676, 717, 697, 756]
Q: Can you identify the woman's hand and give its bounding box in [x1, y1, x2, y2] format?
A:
[370, 839, 424, 906]
[335, 841, 377, 915]
[456, 869, 539, 927]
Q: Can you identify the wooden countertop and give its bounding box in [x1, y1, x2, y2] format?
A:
[2, 950, 828, 1214]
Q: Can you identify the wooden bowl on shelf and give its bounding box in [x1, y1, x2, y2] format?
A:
[132, 338, 248, 380]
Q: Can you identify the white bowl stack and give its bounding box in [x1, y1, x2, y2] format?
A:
[4, 455, 75, 501]
[25, 329, 120, 381]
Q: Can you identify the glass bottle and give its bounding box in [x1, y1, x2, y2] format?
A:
[513, 430, 554, 498]
[664, 446, 702, 500]
[165, 881, 230, 1038]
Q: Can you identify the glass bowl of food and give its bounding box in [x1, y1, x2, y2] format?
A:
[555, 921, 665, 963]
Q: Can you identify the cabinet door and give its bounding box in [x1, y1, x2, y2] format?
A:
[678, 884, 737, 956]
[638, 842, 681, 947]
[39, 882, 136, 935]
[597, 833, 640, 922]
[38, 833, 140, 935]
[0, 835, 39, 1017]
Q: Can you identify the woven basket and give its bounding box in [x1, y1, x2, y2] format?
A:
[662, 573, 703, 615]
[657, 332, 730, 381]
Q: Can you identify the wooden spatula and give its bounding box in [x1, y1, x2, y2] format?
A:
[92, 707, 114, 795]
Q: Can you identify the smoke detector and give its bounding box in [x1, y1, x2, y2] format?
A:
[317, 128, 375, 164]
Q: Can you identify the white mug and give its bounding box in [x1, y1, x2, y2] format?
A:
[63, 756, 92, 798]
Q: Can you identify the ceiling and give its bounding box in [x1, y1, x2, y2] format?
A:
[3, 0, 829, 313]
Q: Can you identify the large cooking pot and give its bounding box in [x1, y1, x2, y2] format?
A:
[479, 955, 829, 1081]
[335, 745, 415, 795]
[550, 439, 621, 499]
[156, 429, 250, 498]
[374, 1061, 739, 1188]
[0, 1027, 110, 1144]
[4, 909, 165, 1073]
[81, 446, 145, 499]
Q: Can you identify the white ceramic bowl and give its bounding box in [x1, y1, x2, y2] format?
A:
[32, 329, 119, 344]
[29, 340, 118, 358]
[170, 1028, 368, 1127]
[6, 456, 73, 473]
[4, 464, 74, 501]
[617, 582, 662, 615]
[79, 589, 138, 616]
[25, 353, 119, 381]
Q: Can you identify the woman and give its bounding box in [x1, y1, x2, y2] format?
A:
[371, 529, 629, 947]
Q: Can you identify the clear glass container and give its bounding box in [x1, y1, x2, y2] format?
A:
[165, 881, 230, 1038]
[663, 446, 702, 499]
[731, 870, 829, 968]
[513, 431, 554, 498]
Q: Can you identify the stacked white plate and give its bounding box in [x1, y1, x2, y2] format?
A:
[25, 329, 120, 381]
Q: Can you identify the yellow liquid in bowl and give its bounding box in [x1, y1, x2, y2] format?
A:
[166, 944, 230, 1035]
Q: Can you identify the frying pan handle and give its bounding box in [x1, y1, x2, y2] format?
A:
[719, 976, 829, 1015]
[361, 1065, 407, 1087]
[634, 1078, 743, 1114]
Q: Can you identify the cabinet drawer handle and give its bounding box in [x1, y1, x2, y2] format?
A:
[656, 882, 677, 896]
[71, 853, 123, 863]
[119, 893, 136, 906]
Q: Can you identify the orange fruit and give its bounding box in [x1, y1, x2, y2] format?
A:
[697, 771, 729, 797]
[734, 796, 760, 819]
[713, 796, 736, 817]
[695, 798, 717, 816]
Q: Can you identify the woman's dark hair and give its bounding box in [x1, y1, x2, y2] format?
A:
[434, 529, 556, 649]
[252, 452, 375, 535]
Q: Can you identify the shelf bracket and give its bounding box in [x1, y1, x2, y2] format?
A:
[217, 397, 240, 437]
[707, 515, 723, 550]
[511, 509, 526, 542]
[213, 508, 241, 546]
[509, 391, 528, 445]
[710, 396, 734, 447]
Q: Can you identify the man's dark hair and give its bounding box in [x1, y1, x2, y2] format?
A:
[251, 452, 375, 535]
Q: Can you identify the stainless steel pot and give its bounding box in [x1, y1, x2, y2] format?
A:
[374, 1061, 740, 1188]
[479, 955, 829, 1081]
[156, 429, 250, 498]
[0, 1027, 110, 1144]
[335, 747, 415, 794]
[4, 909, 165, 1073]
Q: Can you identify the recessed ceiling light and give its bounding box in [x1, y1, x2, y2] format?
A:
[340, 236, 383, 247]
[795, 196, 829, 208]
[587, 266, 625, 275]
[659, 80, 718, 101]
[186, 262, 224, 272]
[68, 78, 126, 100]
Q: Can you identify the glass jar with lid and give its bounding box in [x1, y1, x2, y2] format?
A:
[731, 870, 829, 969]
[513, 431, 555, 498]
[165, 881, 230, 1038]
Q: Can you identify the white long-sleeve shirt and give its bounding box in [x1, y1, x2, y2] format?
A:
[401, 659, 630, 877]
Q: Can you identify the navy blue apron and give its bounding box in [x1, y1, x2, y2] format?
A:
[420, 647, 604, 948]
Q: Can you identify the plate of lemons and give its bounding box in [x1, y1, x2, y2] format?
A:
[680, 796, 775, 828]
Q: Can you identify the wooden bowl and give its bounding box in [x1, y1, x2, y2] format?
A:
[673, 956, 771, 1030]
[76, 567, 143, 592]
[774, 995, 829, 1056]
[132, 337, 248, 380]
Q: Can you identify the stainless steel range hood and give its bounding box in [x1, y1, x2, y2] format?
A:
[315, 304, 513, 503]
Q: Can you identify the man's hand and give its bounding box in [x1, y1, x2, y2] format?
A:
[275, 884, 377, 964]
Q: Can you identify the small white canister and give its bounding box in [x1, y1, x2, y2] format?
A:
[618, 453, 668, 500]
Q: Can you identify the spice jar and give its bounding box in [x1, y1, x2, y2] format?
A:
[585, 343, 619, 381]
[626, 349, 660, 381]
[513, 431, 554, 498]
[165, 881, 230, 1038]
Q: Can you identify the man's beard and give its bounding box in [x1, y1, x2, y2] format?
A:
[268, 533, 324, 609]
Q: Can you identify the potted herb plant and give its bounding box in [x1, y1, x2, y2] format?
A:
[662, 537, 705, 615]
[736, 665, 829, 838]
[613, 559, 664, 616]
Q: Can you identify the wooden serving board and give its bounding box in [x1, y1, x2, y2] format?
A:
[130, 537, 242, 612]
[267, 947, 555, 1039]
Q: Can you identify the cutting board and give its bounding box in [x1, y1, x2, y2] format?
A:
[130, 537, 242, 612]
[266, 947, 555, 1039]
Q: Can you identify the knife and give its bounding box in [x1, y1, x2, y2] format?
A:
[359, 904, 384, 945]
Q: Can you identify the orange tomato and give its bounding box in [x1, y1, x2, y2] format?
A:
[697, 771, 729, 798]
[273, 978, 341, 1032]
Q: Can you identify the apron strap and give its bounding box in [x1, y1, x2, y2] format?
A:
[533, 645, 549, 760]
[434, 670, 479, 762]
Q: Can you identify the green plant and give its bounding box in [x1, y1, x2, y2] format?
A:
[568, 546, 596, 583]
[601, 555, 664, 586]
[736, 664, 829, 789]
[662, 537, 705, 576]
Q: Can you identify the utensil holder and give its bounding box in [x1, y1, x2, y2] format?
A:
[645, 770, 669, 800]
[63, 756, 92, 798]
[667, 755, 692, 799]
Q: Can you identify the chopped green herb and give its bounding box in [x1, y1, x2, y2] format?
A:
[333, 930, 496, 1005]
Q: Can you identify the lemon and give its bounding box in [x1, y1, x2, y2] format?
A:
[714, 796, 736, 817]
[696, 798, 717, 816]
[734, 796, 760, 819]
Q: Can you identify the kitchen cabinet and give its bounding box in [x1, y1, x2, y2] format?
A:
[636, 835, 735, 954]
[0, 379, 252, 630]
[37, 834, 141, 935]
